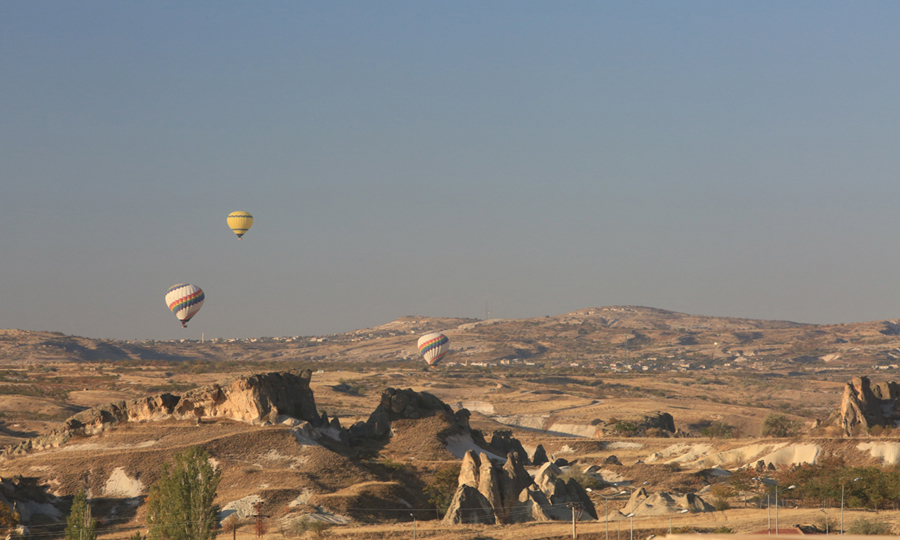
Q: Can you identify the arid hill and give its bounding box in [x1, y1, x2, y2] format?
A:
[3, 306, 900, 372]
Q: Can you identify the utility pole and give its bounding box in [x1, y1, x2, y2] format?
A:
[253, 502, 270, 540]
[568, 502, 582, 539]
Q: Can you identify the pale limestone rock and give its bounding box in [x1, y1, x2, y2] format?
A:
[477, 452, 502, 522]
[458, 450, 480, 489]
[442, 485, 495, 525]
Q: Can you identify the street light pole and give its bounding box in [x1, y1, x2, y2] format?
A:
[841, 477, 860, 535]
[774, 485, 796, 534]
[622, 481, 648, 540]
[670, 509, 689, 534]
[596, 489, 627, 540]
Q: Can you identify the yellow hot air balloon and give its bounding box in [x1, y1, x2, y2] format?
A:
[227, 211, 253, 239]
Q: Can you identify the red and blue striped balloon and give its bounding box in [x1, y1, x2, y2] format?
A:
[165, 284, 205, 328]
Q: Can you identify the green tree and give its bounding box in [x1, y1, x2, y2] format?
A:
[65, 490, 96, 540]
[423, 464, 461, 514]
[146, 447, 222, 540]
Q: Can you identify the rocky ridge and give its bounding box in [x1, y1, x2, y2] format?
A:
[3, 370, 325, 458]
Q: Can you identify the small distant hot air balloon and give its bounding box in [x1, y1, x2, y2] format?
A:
[227, 211, 253, 239]
[417, 332, 450, 366]
[165, 284, 205, 328]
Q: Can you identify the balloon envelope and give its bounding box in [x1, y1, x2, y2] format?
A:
[165, 284, 204, 327]
[227, 211, 253, 238]
[417, 332, 450, 366]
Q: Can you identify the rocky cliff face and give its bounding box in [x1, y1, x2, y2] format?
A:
[3, 370, 322, 457]
[349, 387, 471, 440]
[832, 376, 900, 435]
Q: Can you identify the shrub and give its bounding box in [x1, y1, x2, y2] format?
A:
[847, 517, 893, 535]
[292, 519, 333, 536]
[709, 483, 733, 511]
[760, 413, 800, 437]
[701, 421, 735, 439]
[559, 468, 602, 490]
[613, 421, 638, 434]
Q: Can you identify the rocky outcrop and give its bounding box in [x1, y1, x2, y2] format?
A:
[532, 463, 597, 520]
[642, 412, 676, 433]
[532, 444, 549, 466]
[831, 376, 900, 436]
[442, 485, 495, 524]
[477, 452, 502, 519]
[174, 371, 320, 424]
[600, 411, 678, 438]
[626, 490, 715, 515]
[451, 449, 533, 524]
[498, 451, 533, 521]
[603, 455, 622, 466]
[508, 488, 553, 523]
[490, 430, 530, 464]
[3, 370, 322, 458]
[459, 451, 481, 489]
[451, 450, 595, 524]
[350, 387, 462, 439]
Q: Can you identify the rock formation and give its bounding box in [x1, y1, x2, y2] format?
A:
[441, 485, 495, 524]
[508, 488, 553, 523]
[532, 462, 597, 520]
[477, 452, 502, 520]
[3, 370, 323, 457]
[447, 449, 596, 524]
[830, 376, 900, 435]
[641, 412, 676, 434]
[350, 387, 466, 439]
[626, 491, 715, 516]
[603, 455, 622, 466]
[532, 444, 549, 466]
[498, 450, 534, 521]
[490, 430, 530, 464]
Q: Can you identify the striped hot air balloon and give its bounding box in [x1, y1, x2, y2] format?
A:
[417, 332, 450, 366]
[227, 211, 253, 239]
[165, 284, 205, 328]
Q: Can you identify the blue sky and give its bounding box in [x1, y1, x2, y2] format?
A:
[3, 2, 900, 340]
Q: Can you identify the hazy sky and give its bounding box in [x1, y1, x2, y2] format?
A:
[3, 2, 900, 340]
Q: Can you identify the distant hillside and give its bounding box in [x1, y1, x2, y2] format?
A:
[2, 306, 900, 374]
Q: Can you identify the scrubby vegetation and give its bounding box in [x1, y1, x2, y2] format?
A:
[760, 413, 800, 437]
[847, 517, 893, 535]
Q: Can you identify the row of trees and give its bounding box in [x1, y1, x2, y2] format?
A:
[726, 458, 900, 511]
